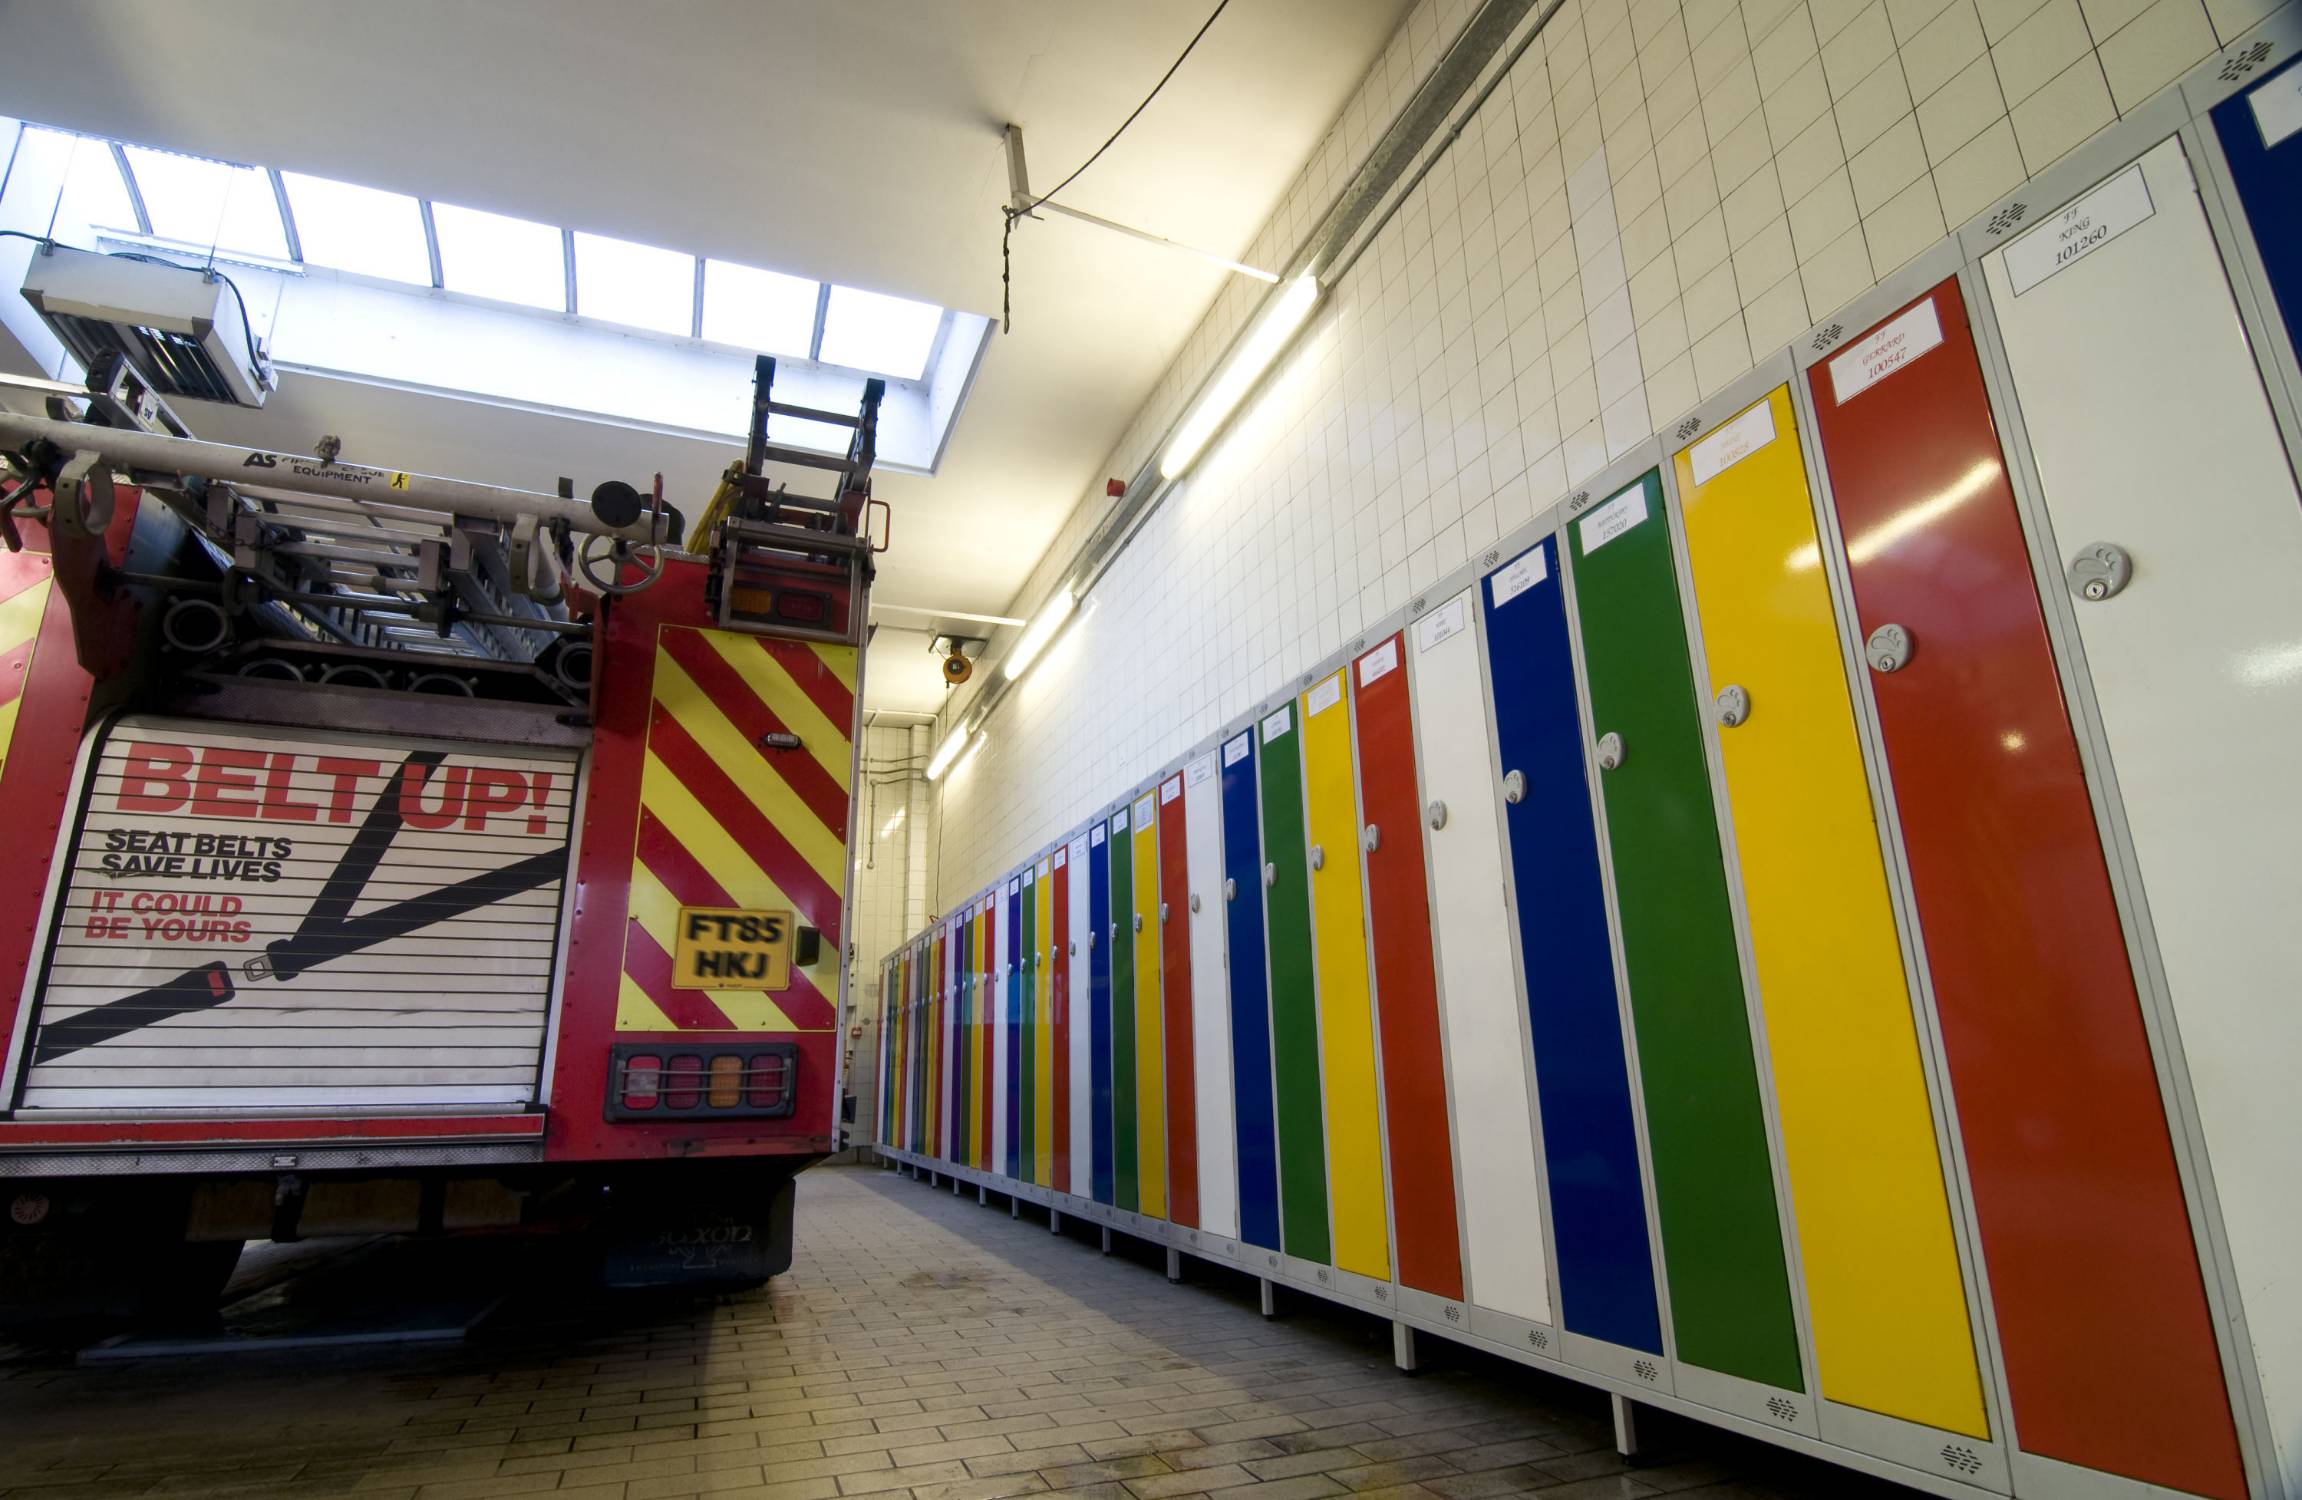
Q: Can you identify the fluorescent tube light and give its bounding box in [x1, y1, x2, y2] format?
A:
[1161, 273, 1320, 480]
[1003, 586, 1077, 682]
[925, 721, 971, 781]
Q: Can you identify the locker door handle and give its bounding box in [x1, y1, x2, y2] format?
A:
[1865, 623, 1912, 673]
[2068, 541, 2132, 601]
[1362, 824, 1381, 852]
[1132, 914, 1143, 932]
[1158, 902, 1169, 924]
[1310, 844, 1326, 871]
[1427, 799, 1448, 829]
[1189, 893, 1201, 913]
[1068, 941, 1077, 956]
[1502, 770, 1525, 804]
[1596, 732, 1625, 770]
[1263, 862, 1277, 889]
[1715, 684, 1750, 728]
[1224, 877, 1237, 901]
[1088, 931, 1097, 950]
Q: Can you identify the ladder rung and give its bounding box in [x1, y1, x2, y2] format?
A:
[756, 443, 854, 473]
[767, 400, 862, 428]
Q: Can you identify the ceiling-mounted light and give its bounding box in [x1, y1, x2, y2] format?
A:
[1003, 586, 1077, 682]
[925, 720, 972, 781]
[1161, 273, 1321, 480]
[949, 732, 987, 780]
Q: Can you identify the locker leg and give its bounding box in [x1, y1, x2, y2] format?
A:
[1165, 1248, 1182, 1283]
[1392, 1322, 1418, 1373]
[1100, 1227, 1112, 1255]
[1259, 1278, 1277, 1319]
[1010, 1197, 1020, 1219]
[928, 1172, 938, 1187]
[953, 1178, 962, 1195]
[1610, 1395, 1641, 1460]
[1049, 1211, 1062, 1235]
[978, 1184, 987, 1205]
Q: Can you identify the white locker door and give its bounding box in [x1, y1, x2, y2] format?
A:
[1984, 133, 2302, 1494]
[1183, 752, 1237, 1240]
[1067, 833, 1093, 1189]
[992, 877, 1013, 1175]
[942, 918, 958, 1161]
[1409, 588, 1552, 1324]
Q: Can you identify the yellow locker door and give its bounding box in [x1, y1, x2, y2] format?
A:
[1300, 670, 1389, 1281]
[1131, 793, 1167, 1219]
[1034, 855, 1055, 1186]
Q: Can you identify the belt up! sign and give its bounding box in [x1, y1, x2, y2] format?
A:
[673, 907, 794, 990]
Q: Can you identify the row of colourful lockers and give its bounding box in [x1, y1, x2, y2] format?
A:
[877, 52, 2302, 1500]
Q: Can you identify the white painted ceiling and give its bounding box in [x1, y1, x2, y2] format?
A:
[0, 0, 1410, 711]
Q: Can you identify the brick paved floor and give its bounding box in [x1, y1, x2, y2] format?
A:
[0, 1164, 1922, 1500]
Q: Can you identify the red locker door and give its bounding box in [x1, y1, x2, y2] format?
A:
[1051, 844, 1072, 1194]
[1807, 278, 2241, 1496]
[1351, 633, 1463, 1301]
[1156, 773, 1198, 1228]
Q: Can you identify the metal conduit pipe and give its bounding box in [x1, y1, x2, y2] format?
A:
[0, 411, 669, 543]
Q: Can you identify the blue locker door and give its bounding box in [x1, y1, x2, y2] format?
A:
[2213, 56, 2302, 369]
[1006, 878, 1023, 1180]
[1219, 730, 1281, 1250]
[1481, 532, 1665, 1355]
[1089, 824, 1115, 1204]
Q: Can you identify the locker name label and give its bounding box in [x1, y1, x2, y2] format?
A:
[672, 906, 793, 991]
[1357, 639, 1398, 685]
[1419, 595, 1470, 650]
[2003, 163, 2154, 297]
[1261, 707, 1292, 742]
[1305, 676, 1343, 716]
[1133, 794, 1155, 822]
[1160, 777, 1181, 803]
[1186, 756, 1216, 787]
[1830, 299, 1942, 403]
[2250, 67, 2302, 148]
[1579, 488, 1648, 552]
[1488, 547, 1548, 609]
[1688, 400, 1776, 485]
[1091, 824, 1106, 844]
[1036, 857, 1050, 877]
[1070, 837, 1088, 863]
[1223, 733, 1252, 766]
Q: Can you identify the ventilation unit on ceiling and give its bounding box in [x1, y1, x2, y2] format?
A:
[20, 245, 274, 407]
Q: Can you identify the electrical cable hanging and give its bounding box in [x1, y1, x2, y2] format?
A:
[1000, 0, 1231, 333]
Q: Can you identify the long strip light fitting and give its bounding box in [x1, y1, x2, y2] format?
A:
[1160, 272, 1321, 480]
[925, 720, 974, 781]
[1003, 585, 1077, 682]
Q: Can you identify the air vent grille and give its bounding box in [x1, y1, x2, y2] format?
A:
[1633, 1358, 1659, 1382]
[1766, 1396, 1798, 1423]
[1940, 1444, 1984, 1475]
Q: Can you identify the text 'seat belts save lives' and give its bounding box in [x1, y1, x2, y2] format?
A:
[34, 751, 565, 1063]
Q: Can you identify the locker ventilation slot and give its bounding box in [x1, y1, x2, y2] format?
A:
[1526, 1328, 1550, 1351]
[1939, 1445, 1984, 1475]
[1676, 416, 1703, 442]
[1765, 1397, 1798, 1424]
[1633, 1359, 1660, 1383]
[1984, 202, 2030, 238]
[2220, 40, 2272, 80]
[1810, 322, 1845, 353]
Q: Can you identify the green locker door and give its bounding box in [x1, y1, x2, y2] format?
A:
[1109, 805, 1139, 1211]
[1256, 703, 1329, 1265]
[1566, 469, 1802, 1391]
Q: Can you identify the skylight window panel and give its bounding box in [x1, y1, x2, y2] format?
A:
[431, 201, 565, 312]
[816, 284, 941, 380]
[20, 129, 137, 242]
[121, 145, 287, 259]
[573, 231, 693, 336]
[700, 259, 817, 356]
[281, 171, 431, 286]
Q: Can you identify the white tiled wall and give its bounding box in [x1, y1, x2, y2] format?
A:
[847, 723, 935, 1012]
[930, 0, 2267, 904]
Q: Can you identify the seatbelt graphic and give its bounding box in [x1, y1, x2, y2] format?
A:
[33, 751, 566, 1063]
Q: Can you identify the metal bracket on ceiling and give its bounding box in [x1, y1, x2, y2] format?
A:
[1001, 124, 1280, 284]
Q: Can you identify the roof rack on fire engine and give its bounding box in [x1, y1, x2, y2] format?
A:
[692, 356, 890, 648]
[0, 354, 678, 705]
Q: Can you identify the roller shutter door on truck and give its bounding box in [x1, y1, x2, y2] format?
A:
[14, 715, 576, 1111]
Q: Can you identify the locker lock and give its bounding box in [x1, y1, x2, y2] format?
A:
[1427, 799, 1448, 829]
[1189, 893, 1201, 913]
[1362, 824, 1381, 853]
[1262, 862, 1277, 889]
[1865, 623, 1912, 674]
[1158, 902, 1169, 924]
[1310, 844, 1326, 871]
[1132, 913, 1143, 933]
[1224, 877, 1237, 902]
[1715, 684, 1751, 729]
[1069, 941, 1077, 956]
[2068, 542, 2132, 601]
[1596, 731, 1625, 770]
[1502, 770, 1526, 805]
[1089, 930, 1097, 950]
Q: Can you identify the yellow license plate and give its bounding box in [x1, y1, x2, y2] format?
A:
[671, 906, 793, 990]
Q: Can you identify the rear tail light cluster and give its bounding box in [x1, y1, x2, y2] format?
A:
[608, 1043, 795, 1121]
